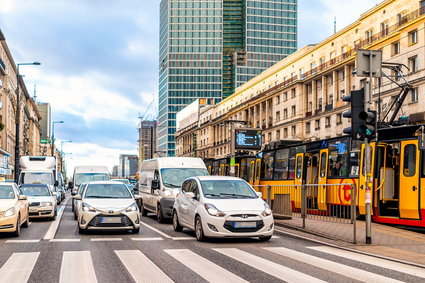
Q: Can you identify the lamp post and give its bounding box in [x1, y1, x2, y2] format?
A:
[51, 121, 64, 156]
[14, 62, 41, 183]
[60, 140, 72, 174]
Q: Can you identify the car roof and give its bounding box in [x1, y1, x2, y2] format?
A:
[192, 176, 244, 181]
[19, 183, 49, 187]
[0, 182, 15, 186]
[86, 181, 126, 185]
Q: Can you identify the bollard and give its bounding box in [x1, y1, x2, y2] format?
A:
[266, 185, 272, 207]
[351, 184, 357, 244]
[301, 184, 306, 229]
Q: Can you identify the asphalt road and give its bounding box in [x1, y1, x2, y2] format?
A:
[0, 196, 424, 282]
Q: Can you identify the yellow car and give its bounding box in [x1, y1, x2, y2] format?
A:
[0, 182, 29, 237]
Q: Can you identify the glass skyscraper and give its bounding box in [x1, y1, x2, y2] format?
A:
[158, 0, 297, 156]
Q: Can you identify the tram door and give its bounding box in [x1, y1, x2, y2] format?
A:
[248, 160, 255, 185]
[399, 140, 420, 219]
[253, 159, 261, 186]
[358, 143, 377, 215]
[317, 149, 328, 210]
[294, 153, 305, 209]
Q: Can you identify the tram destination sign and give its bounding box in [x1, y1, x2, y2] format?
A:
[234, 128, 262, 150]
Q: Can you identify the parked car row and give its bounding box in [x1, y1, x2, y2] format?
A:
[0, 182, 58, 237]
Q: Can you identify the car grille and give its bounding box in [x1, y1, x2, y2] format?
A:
[87, 214, 133, 227]
[223, 220, 264, 233]
[230, 214, 258, 218]
[29, 202, 40, 207]
[0, 224, 14, 229]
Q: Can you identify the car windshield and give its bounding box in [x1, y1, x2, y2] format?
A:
[21, 186, 51, 197]
[114, 179, 130, 184]
[0, 185, 15, 199]
[200, 180, 258, 199]
[84, 183, 132, 199]
[77, 184, 87, 195]
[20, 172, 53, 185]
[75, 173, 109, 186]
[161, 168, 208, 188]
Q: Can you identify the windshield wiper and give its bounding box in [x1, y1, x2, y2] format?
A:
[163, 183, 180, 188]
[204, 193, 220, 197]
[219, 193, 255, 198]
[86, 196, 114, 198]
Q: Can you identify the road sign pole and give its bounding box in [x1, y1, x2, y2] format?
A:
[230, 123, 235, 177]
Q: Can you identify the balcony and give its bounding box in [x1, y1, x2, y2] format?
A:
[305, 111, 312, 117]
[325, 103, 333, 111]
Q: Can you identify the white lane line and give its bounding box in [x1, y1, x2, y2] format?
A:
[140, 222, 172, 239]
[272, 235, 280, 239]
[43, 197, 69, 240]
[165, 249, 247, 283]
[5, 239, 40, 243]
[264, 247, 403, 283]
[131, 237, 163, 241]
[115, 250, 173, 283]
[60, 251, 97, 283]
[90, 238, 122, 242]
[213, 248, 325, 283]
[0, 252, 39, 283]
[170, 237, 195, 241]
[49, 239, 81, 242]
[309, 246, 425, 278]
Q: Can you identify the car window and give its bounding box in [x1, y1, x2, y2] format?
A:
[21, 186, 51, 196]
[181, 180, 190, 193]
[78, 184, 86, 195]
[0, 185, 15, 199]
[84, 183, 132, 199]
[200, 179, 258, 199]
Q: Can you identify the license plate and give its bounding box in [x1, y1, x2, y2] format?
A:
[234, 221, 256, 228]
[100, 217, 121, 224]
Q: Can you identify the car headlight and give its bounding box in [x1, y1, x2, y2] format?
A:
[125, 203, 138, 212]
[261, 202, 272, 217]
[82, 202, 96, 212]
[41, 202, 53, 207]
[163, 189, 173, 197]
[4, 207, 15, 217]
[204, 203, 226, 217]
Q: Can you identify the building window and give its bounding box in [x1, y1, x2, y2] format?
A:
[411, 88, 418, 103]
[291, 126, 296, 136]
[291, 106, 296, 117]
[392, 41, 400, 56]
[365, 29, 373, 44]
[275, 111, 280, 122]
[283, 109, 288, 119]
[276, 130, 281, 140]
[337, 113, 342, 125]
[380, 22, 388, 36]
[408, 30, 418, 45]
[283, 92, 288, 101]
[306, 122, 311, 133]
[291, 88, 296, 98]
[409, 56, 418, 73]
[283, 128, 288, 138]
[268, 133, 272, 142]
[276, 95, 280, 104]
[315, 119, 320, 130]
[325, 116, 331, 128]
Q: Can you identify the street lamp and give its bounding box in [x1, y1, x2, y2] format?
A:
[14, 62, 41, 183]
[51, 121, 64, 156]
[60, 140, 72, 174]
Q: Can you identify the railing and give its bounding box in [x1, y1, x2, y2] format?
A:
[253, 184, 357, 244]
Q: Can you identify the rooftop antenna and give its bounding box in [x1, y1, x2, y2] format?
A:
[334, 17, 336, 34]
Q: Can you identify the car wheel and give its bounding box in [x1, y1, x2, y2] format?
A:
[132, 227, 140, 234]
[12, 215, 21, 237]
[173, 210, 183, 232]
[74, 212, 77, 220]
[195, 216, 206, 242]
[157, 204, 164, 223]
[259, 235, 272, 242]
[140, 201, 148, 217]
[22, 210, 29, 228]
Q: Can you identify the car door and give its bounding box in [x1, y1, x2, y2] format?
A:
[16, 185, 28, 223]
[178, 180, 192, 226]
[187, 180, 200, 227]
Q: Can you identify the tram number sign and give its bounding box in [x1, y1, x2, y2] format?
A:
[235, 128, 262, 150]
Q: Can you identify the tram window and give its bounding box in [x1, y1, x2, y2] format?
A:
[403, 144, 416, 177]
[274, 149, 289, 180]
[320, 152, 327, 178]
[296, 156, 303, 179]
[328, 140, 348, 178]
[288, 148, 296, 179]
[261, 152, 275, 180]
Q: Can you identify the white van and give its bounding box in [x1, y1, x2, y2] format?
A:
[139, 157, 208, 222]
[71, 166, 110, 193]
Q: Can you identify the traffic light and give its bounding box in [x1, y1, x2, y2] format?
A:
[342, 88, 364, 140]
[359, 109, 376, 139]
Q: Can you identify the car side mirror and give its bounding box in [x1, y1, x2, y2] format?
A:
[54, 180, 59, 187]
[134, 195, 141, 200]
[72, 195, 81, 200]
[71, 192, 76, 196]
[18, 195, 27, 201]
[256, 191, 263, 198]
[68, 182, 74, 188]
[151, 180, 160, 190]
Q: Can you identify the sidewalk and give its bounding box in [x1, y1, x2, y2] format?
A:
[274, 217, 425, 267]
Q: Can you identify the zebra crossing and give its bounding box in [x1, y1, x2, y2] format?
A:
[0, 245, 423, 283]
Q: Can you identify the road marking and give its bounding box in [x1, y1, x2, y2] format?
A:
[60, 251, 97, 283]
[272, 235, 280, 239]
[5, 239, 40, 243]
[308, 246, 425, 278]
[43, 197, 69, 240]
[49, 239, 81, 242]
[90, 238, 122, 242]
[264, 247, 403, 283]
[115, 250, 173, 283]
[165, 249, 248, 283]
[213, 248, 325, 283]
[140, 222, 172, 239]
[0, 252, 39, 283]
[171, 237, 195, 241]
[131, 237, 163, 241]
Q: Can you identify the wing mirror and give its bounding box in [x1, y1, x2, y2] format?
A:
[185, 192, 195, 199]
[256, 191, 263, 198]
[68, 181, 74, 188]
[72, 195, 81, 200]
[151, 180, 160, 190]
[18, 195, 27, 201]
[54, 180, 59, 187]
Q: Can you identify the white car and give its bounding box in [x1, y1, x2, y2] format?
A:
[74, 181, 141, 234]
[0, 182, 29, 237]
[20, 184, 57, 220]
[173, 176, 274, 241]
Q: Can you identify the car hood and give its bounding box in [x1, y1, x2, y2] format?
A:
[204, 198, 266, 213]
[0, 199, 16, 211]
[28, 196, 55, 203]
[83, 198, 135, 210]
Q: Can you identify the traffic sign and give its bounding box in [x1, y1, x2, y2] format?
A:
[230, 157, 235, 166]
[40, 139, 50, 144]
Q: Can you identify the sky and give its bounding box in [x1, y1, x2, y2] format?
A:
[0, 0, 379, 178]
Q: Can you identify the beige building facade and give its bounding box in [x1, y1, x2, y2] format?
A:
[176, 0, 425, 159]
[0, 29, 42, 179]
